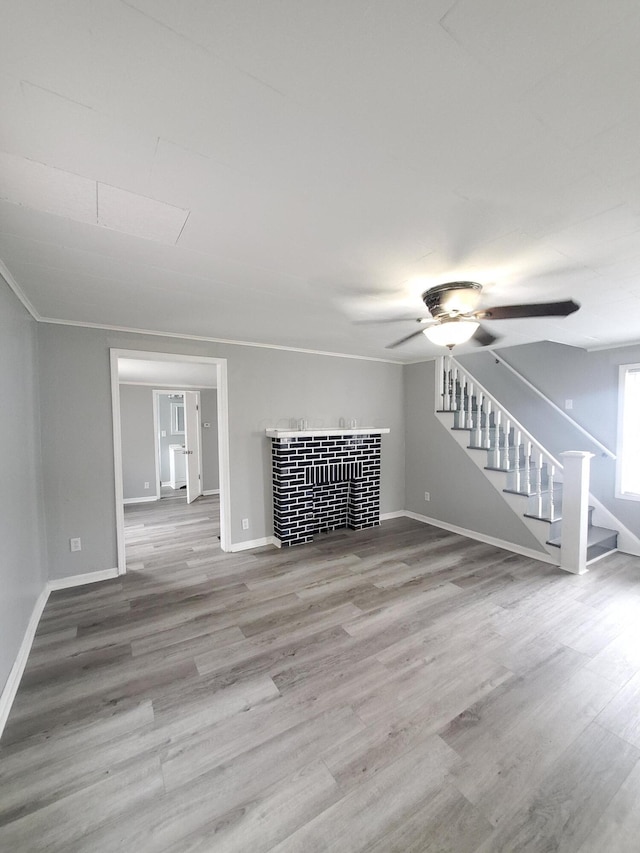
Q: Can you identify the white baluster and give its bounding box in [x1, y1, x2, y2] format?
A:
[485, 401, 492, 449]
[477, 392, 484, 446]
[495, 411, 502, 468]
[515, 430, 522, 492]
[461, 374, 467, 426]
[462, 379, 467, 427]
[462, 375, 468, 426]
[536, 450, 543, 517]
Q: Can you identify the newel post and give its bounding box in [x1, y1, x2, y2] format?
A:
[559, 451, 595, 575]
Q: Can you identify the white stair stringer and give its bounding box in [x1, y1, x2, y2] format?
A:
[435, 409, 559, 565]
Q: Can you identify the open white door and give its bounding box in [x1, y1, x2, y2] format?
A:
[184, 391, 202, 504]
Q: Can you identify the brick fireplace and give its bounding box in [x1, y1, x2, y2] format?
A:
[266, 428, 390, 547]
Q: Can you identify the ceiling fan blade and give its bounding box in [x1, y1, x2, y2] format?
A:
[471, 324, 500, 347]
[386, 328, 428, 348]
[476, 299, 580, 320]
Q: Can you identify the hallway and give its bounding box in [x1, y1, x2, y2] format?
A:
[124, 493, 221, 574]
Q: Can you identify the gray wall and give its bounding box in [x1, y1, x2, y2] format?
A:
[37, 324, 405, 580]
[0, 279, 47, 696]
[404, 359, 545, 552]
[457, 343, 640, 536]
[120, 385, 158, 500]
[200, 389, 219, 492]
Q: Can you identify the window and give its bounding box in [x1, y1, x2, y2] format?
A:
[617, 363, 640, 500]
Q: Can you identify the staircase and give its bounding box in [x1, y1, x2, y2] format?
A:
[545, 505, 619, 563]
[435, 356, 618, 569]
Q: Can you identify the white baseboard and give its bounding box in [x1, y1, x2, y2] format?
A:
[402, 510, 558, 565]
[0, 584, 50, 739]
[123, 496, 159, 505]
[48, 567, 120, 591]
[1, 566, 121, 740]
[379, 511, 406, 521]
[229, 536, 280, 552]
[202, 489, 220, 496]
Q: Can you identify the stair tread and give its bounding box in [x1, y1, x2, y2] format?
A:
[587, 525, 618, 543]
[546, 525, 618, 549]
[525, 513, 559, 524]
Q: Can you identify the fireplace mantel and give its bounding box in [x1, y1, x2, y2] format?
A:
[266, 428, 390, 439]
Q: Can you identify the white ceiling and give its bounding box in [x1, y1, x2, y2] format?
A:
[117, 358, 216, 388]
[2, 0, 640, 361]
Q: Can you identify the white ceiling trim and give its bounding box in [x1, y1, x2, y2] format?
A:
[0, 257, 41, 320]
[586, 339, 640, 353]
[38, 316, 403, 364]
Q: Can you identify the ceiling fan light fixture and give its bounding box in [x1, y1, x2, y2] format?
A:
[440, 288, 482, 315]
[423, 319, 480, 348]
[423, 281, 483, 317]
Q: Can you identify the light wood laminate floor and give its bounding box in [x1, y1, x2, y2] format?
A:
[2, 496, 640, 851]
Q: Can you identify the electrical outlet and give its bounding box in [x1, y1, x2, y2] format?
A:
[565, 399, 573, 410]
[144, 482, 150, 489]
[161, 430, 166, 437]
[70, 537, 82, 552]
[424, 491, 430, 501]
[242, 518, 249, 530]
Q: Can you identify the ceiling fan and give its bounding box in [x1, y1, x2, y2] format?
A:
[380, 281, 580, 349]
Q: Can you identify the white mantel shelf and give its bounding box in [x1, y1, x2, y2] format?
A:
[266, 428, 390, 438]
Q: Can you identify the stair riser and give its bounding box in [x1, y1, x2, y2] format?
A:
[587, 539, 618, 562]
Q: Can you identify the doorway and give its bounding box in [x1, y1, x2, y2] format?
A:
[110, 349, 232, 573]
[153, 390, 205, 505]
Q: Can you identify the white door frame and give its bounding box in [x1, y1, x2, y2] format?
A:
[153, 389, 162, 495]
[110, 349, 232, 573]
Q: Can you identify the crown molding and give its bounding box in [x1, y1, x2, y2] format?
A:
[586, 339, 640, 353]
[0, 259, 42, 321]
[38, 316, 404, 364]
